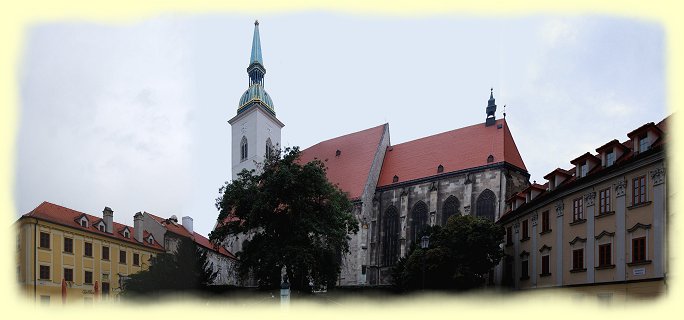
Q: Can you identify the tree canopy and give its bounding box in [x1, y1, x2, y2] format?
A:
[392, 214, 505, 291]
[210, 147, 358, 292]
[121, 237, 217, 297]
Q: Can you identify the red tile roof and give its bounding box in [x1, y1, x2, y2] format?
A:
[193, 232, 236, 259]
[299, 124, 387, 200]
[377, 119, 526, 187]
[148, 213, 236, 259]
[570, 152, 600, 165]
[22, 201, 164, 251]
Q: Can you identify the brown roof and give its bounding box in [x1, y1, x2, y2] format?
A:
[377, 119, 526, 187]
[148, 213, 236, 259]
[22, 201, 164, 251]
[193, 232, 236, 259]
[570, 152, 600, 165]
[299, 124, 387, 200]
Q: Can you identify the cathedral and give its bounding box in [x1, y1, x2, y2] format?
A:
[221, 21, 530, 286]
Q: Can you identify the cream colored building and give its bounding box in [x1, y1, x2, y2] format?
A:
[497, 118, 667, 301]
[16, 202, 165, 304]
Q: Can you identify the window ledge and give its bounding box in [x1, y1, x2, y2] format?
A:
[595, 264, 616, 270]
[569, 219, 586, 226]
[63, 252, 74, 255]
[595, 211, 615, 219]
[38, 247, 51, 251]
[539, 230, 552, 236]
[628, 201, 652, 210]
[539, 273, 552, 277]
[627, 260, 652, 267]
[520, 237, 530, 243]
[570, 268, 587, 273]
[102, 259, 110, 262]
[519, 276, 530, 281]
[84, 255, 93, 259]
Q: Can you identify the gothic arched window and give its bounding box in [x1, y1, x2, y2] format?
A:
[476, 189, 496, 221]
[383, 206, 400, 266]
[410, 201, 428, 245]
[265, 138, 273, 158]
[442, 195, 461, 225]
[240, 136, 248, 161]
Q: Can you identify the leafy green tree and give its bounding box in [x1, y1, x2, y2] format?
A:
[393, 214, 505, 291]
[121, 237, 217, 296]
[210, 147, 358, 292]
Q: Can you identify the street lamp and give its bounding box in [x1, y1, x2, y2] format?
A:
[421, 235, 430, 290]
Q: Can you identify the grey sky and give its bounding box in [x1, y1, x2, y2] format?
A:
[16, 13, 666, 237]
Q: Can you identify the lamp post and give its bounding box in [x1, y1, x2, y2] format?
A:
[421, 235, 430, 291]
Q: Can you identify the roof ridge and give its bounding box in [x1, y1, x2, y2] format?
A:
[302, 123, 386, 151]
[389, 119, 499, 148]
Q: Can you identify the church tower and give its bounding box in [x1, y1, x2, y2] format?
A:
[229, 21, 285, 180]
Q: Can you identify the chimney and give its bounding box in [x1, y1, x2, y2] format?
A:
[103, 207, 114, 233]
[182, 216, 193, 234]
[134, 212, 144, 242]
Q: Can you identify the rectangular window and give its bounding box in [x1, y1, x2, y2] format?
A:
[521, 220, 529, 240]
[541, 255, 550, 275]
[598, 244, 612, 267]
[119, 249, 127, 264]
[572, 249, 584, 270]
[580, 162, 588, 177]
[606, 151, 615, 166]
[64, 268, 73, 282]
[63, 237, 73, 253]
[506, 226, 513, 245]
[639, 134, 649, 153]
[39, 265, 50, 280]
[102, 246, 109, 260]
[633, 176, 647, 205]
[599, 188, 611, 214]
[84, 242, 93, 257]
[133, 253, 140, 266]
[39, 232, 50, 249]
[542, 210, 550, 232]
[521, 259, 529, 279]
[84, 271, 93, 284]
[632, 237, 646, 262]
[572, 197, 584, 221]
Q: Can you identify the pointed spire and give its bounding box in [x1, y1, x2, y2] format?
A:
[250, 20, 263, 65]
[247, 20, 266, 86]
[485, 88, 497, 126]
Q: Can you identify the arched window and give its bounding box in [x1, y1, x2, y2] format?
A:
[265, 138, 273, 158]
[382, 206, 400, 266]
[240, 136, 248, 161]
[442, 195, 461, 225]
[410, 201, 428, 245]
[476, 189, 497, 221]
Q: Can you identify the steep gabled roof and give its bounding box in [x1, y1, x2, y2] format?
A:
[377, 119, 526, 187]
[299, 124, 387, 200]
[22, 201, 164, 251]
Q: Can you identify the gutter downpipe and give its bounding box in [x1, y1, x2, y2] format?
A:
[34, 219, 37, 302]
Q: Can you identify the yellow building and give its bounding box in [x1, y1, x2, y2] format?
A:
[16, 202, 165, 304]
[498, 118, 668, 301]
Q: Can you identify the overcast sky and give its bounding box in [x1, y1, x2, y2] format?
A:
[15, 13, 666, 237]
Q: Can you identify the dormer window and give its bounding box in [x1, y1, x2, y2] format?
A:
[79, 217, 89, 228]
[580, 162, 588, 178]
[392, 175, 399, 183]
[606, 150, 615, 167]
[147, 235, 154, 244]
[487, 155, 494, 163]
[97, 222, 105, 232]
[638, 133, 649, 153]
[335, 149, 341, 157]
[123, 229, 130, 239]
[437, 165, 444, 173]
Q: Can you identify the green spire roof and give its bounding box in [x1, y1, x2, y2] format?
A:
[250, 20, 263, 64]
